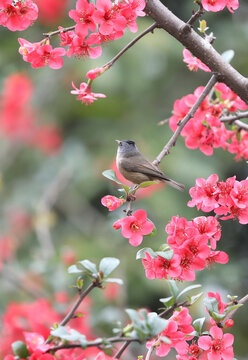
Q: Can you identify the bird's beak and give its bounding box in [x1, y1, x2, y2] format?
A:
[115, 140, 121, 145]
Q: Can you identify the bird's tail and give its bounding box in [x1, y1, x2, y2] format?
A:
[164, 178, 185, 192]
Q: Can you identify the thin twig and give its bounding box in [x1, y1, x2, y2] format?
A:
[220, 111, 248, 122]
[48, 336, 138, 352]
[60, 282, 97, 327]
[222, 294, 248, 323]
[113, 339, 134, 359]
[103, 22, 158, 69]
[153, 74, 218, 166]
[158, 117, 170, 126]
[187, 1, 205, 26]
[43, 25, 75, 38]
[145, 345, 154, 360]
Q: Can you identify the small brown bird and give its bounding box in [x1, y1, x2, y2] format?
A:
[116, 140, 184, 191]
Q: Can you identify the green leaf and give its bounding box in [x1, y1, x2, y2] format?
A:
[147, 313, 168, 336]
[136, 247, 157, 260]
[204, 297, 219, 313]
[102, 170, 122, 184]
[12, 341, 29, 359]
[51, 327, 87, 347]
[78, 259, 97, 274]
[104, 277, 123, 285]
[135, 181, 158, 190]
[156, 250, 174, 260]
[125, 308, 141, 324]
[99, 257, 120, 277]
[189, 292, 203, 305]
[168, 280, 179, 297]
[159, 296, 175, 308]
[193, 317, 205, 334]
[221, 49, 235, 63]
[210, 311, 226, 322]
[68, 264, 83, 274]
[225, 304, 243, 313]
[177, 284, 202, 300]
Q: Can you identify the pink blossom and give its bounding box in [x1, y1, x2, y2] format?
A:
[86, 66, 108, 79]
[67, 33, 102, 59]
[227, 131, 248, 161]
[0, 0, 38, 31]
[69, 0, 97, 36]
[59, 27, 75, 46]
[113, 209, 153, 246]
[171, 307, 194, 335]
[147, 320, 188, 357]
[142, 252, 181, 279]
[193, 216, 221, 249]
[206, 250, 229, 268]
[71, 81, 106, 105]
[215, 83, 248, 112]
[31, 44, 66, 69]
[224, 319, 234, 328]
[183, 49, 211, 72]
[207, 291, 228, 314]
[198, 326, 234, 360]
[93, 0, 127, 35]
[24, 332, 50, 353]
[177, 248, 206, 281]
[201, 0, 226, 12]
[165, 216, 197, 248]
[101, 195, 125, 211]
[188, 174, 219, 212]
[226, 0, 239, 12]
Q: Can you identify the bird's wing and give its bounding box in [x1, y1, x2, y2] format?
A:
[121, 157, 170, 181]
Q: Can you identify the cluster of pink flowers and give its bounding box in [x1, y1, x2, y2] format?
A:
[147, 307, 194, 357]
[18, 0, 145, 68]
[147, 300, 234, 359]
[188, 174, 248, 224]
[0, 0, 38, 31]
[0, 298, 99, 359]
[142, 215, 228, 281]
[113, 209, 154, 246]
[71, 81, 106, 105]
[183, 49, 211, 72]
[0, 73, 62, 154]
[169, 83, 248, 160]
[202, 0, 239, 13]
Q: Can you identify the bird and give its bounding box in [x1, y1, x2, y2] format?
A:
[116, 140, 185, 191]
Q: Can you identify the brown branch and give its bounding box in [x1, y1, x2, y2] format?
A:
[103, 22, 158, 68]
[43, 25, 75, 38]
[145, 0, 248, 103]
[60, 282, 97, 327]
[48, 336, 139, 353]
[222, 294, 248, 323]
[220, 111, 248, 122]
[113, 339, 135, 359]
[187, 1, 205, 26]
[153, 74, 218, 166]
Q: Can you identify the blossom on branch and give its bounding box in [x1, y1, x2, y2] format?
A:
[71, 82, 106, 105]
[101, 195, 125, 211]
[183, 49, 211, 72]
[113, 209, 154, 246]
[0, 0, 38, 31]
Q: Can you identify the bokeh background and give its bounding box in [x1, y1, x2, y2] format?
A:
[0, 0, 247, 358]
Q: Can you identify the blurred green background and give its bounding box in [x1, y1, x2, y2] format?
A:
[0, 0, 247, 358]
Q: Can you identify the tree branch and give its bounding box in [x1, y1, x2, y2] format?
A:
[153, 74, 217, 166]
[223, 294, 248, 323]
[48, 336, 139, 353]
[187, 1, 205, 26]
[103, 22, 158, 68]
[113, 339, 135, 359]
[145, 0, 248, 103]
[60, 282, 97, 327]
[220, 111, 248, 122]
[43, 25, 75, 38]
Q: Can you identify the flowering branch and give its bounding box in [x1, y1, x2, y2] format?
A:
[145, 0, 248, 103]
[220, 111, 248, 122]
[153, 74, 218, 166]
[103, 22, 158, 69]
[60, 282, 98, 327]
[43, 25, 76, 39]
[48, 336, 139, 353]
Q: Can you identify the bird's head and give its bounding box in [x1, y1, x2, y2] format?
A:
[116, 140, 139, 156]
